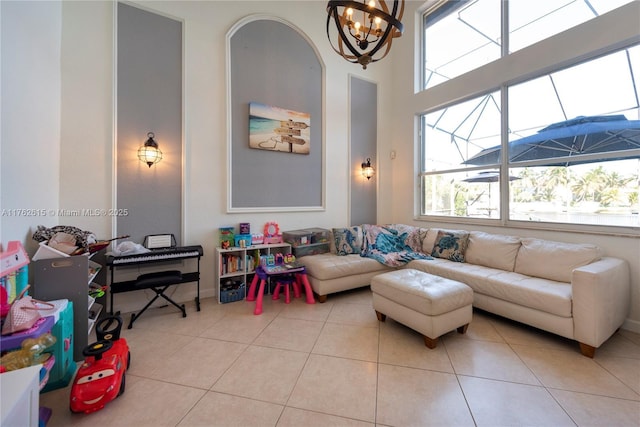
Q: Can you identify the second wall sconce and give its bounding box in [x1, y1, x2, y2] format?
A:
[138, 132, 163, 168]
[361, 157, 375, 180]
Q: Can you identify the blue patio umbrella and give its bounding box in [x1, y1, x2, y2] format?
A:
[461, 171, 520, 183]
[464, 115, 640, 166]
[461, 171, 520, 217]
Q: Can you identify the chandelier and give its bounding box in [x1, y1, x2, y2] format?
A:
[326, 0, 404, 69]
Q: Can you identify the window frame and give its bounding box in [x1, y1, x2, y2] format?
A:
[416, 1, 640, 235]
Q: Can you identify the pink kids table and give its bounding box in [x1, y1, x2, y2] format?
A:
[246, 264, 315, 315]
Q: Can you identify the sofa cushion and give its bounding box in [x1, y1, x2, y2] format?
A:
[465, 232, 521, 272]
[422, 228, 441, 254]
[407, 259, 572, 317]
[431, 230, 470, 262]
[302, 253, 390, 281]
[514, 238, 602, 283]
[333, 226, 363, 255]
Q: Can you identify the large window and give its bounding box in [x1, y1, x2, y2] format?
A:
[420, 1, 640, 230]
[424, 0, 635, 90]
[421, 92, 502, 218]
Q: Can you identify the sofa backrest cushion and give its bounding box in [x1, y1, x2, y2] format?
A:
[465, 232, 521, 271]
[328, 229, 337, 254]
[514, 238, 602, 282]
[422, 228, 441, 254]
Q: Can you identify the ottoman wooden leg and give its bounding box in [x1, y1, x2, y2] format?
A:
[423, 335, 438, 349]
[375, 310, 386, 322]
[457, 323, 469, 334]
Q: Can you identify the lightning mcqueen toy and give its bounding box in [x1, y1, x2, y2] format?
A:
[70, 316, 130, 414]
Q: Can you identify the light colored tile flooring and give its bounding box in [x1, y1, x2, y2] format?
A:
[41, 287, 640, 426]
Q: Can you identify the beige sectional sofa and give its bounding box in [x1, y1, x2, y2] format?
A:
[300, 226, 631, 357]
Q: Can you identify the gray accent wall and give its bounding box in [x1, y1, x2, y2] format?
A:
[350, 76, 377, 226]
[116, 3, 182, 244]
[230, 19, 322, 210]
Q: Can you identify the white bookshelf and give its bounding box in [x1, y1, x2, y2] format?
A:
[215, 243, 291, 303]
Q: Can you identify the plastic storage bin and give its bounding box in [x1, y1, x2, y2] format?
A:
[292, 242, 330, 257]
[220, 282, 246, 303]
[306, 228, 330, 243]
[283, 230, 314, 247]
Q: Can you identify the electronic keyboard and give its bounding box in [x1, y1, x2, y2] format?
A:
[106, 245, 203, 266]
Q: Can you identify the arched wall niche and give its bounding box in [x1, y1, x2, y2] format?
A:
[226, 15, 325, 212]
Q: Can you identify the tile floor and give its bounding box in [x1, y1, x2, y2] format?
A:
[41, 287, 640, 426]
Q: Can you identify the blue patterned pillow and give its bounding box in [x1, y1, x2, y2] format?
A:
[333, 227, 363, 256]
[431, 230, 470, 262]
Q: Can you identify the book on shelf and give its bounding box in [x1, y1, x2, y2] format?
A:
[221, 254, 244, 275]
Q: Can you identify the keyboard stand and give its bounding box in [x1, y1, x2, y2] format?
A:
[106, 246, 203, 327]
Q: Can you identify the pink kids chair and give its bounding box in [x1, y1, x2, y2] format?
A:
[272, 275, 300, 304]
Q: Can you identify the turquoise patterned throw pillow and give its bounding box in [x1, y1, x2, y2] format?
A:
[431, 230, 470, 262]
[333, 227, 363, 256]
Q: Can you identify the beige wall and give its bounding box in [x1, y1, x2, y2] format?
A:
[2, 1, 393, 313]
[1, 1, 62, 250]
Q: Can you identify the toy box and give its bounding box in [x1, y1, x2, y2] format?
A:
[219, 227, 235, 248]
[264, 235, 283, 244]
[234, 234, 252, 248]
[0, 315, 55, 350]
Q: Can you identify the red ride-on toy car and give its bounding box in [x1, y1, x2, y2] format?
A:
[70, 315, 130, 414]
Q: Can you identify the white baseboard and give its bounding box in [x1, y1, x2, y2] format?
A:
[622, 318, 640, 334]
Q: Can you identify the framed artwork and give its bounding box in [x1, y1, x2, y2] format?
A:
[249, 102, 310, 154]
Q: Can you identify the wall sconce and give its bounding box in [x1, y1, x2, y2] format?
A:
[137, 132, 163, 168]
[361, 158, 375, 180]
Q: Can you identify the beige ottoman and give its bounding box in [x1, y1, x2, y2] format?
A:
[371, 269, 473, 348]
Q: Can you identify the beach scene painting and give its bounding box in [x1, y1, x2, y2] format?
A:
[249, 102, 310, 154]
